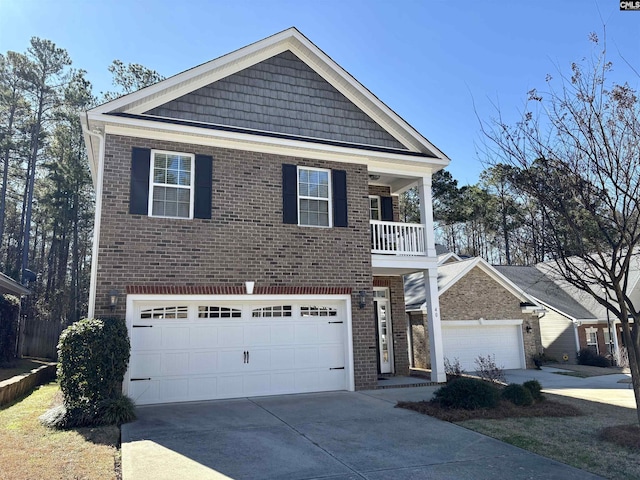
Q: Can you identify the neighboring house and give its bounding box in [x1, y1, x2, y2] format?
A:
[81, 28, 450, 405]
[495, 264, 637, 364]
[405, 257, 543, 372]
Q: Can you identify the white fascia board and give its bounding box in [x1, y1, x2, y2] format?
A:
[80, 114, 98, 186]
[437, 258, 481, 296]
[88, 28, 450, 161]
[441, 319, 524, 327]
[97, 116, 448, 172]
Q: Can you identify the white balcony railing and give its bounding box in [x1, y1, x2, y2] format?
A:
[370, 220, 426, 256]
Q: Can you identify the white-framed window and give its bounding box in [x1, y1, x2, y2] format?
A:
[140, 306, 188, 319]
[149, 150, 195, 219]
[198, 306, 242, 318]
[252, 305, 293, 318]
[604, 329, 614, 345]
[369, 195, 381, 221]
[298, 166, 331, 227]
[586, 328, 598, 351]
[300, 306, 337, 317]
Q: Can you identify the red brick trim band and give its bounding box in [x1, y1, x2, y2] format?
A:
[373, 278, 391, 287]
[126, 285, 353, 295]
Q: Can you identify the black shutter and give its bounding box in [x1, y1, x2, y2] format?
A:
[282, 164, 298, 224]
[130, 147, 151, 215]
[332, 170, 348, 227]
[381, 196, 394, 221]
[194, 155, 213, 219]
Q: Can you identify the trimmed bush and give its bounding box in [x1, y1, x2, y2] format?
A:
[432, 377, 500, 410]
[577, 348, 610, 368]
[523, 380, 544, 401]
[52, 317, 133, 428]
[502, 383, 534, 406]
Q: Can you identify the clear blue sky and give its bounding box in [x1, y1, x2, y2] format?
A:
[1, 0, 638, 185]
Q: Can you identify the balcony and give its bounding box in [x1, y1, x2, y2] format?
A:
[370, 220, 436, 275]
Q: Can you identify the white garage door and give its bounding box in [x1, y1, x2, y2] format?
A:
[442, 323, 525, 372]
[127, 299, 349, 405]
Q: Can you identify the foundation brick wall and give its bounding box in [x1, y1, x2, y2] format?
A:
[96, 133, 378, 390]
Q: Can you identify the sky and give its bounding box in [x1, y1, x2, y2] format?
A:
[1, 0, 638, 186]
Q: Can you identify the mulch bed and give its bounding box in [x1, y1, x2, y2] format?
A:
[599, 424, 640, 450]
[397, 399, 583, 422]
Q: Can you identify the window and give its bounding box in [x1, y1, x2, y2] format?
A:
[298, 167, 331, 227]
[140, 306, 188, 319]
[198, 306, 242, 318]
[149, 150, 194, 218]
[252, 305, 292, 317]
[301, 306, 337, 317]
[369, 196, 381, 221]
[604, 329, 613, 345]
[586, 330, 598, 346]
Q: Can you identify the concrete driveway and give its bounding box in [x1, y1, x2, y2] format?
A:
[503, 366, 635, 409]
[122, 387, 602, 480]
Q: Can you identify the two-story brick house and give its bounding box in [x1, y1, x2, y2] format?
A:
[81, 28, 450, 405]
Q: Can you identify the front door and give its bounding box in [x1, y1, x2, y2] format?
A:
[374, 288, 393, 374]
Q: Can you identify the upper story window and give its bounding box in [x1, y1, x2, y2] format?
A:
[149, 150, 195, 219]
[369, 196, 381, 221]
[298, 167, 331, 227]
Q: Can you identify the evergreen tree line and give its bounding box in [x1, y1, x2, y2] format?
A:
[401, 166, 549, 266]
[0, 37, 162, 326]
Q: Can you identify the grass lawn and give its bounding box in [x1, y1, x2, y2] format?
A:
[402, 394, 640, 480]
[0, 358, 52, 382]
[0, 381, 120, 480]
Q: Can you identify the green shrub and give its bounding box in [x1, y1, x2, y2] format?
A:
[53, 317, 133, 428]
[432, 377, 500, 410]
[523, 380, 544, 401]
[502, 383, 534, 406]
[577, 348, 610, 368]
[98, 394, 137, 426]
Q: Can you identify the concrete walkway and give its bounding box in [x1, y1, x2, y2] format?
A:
[122, 388, 602, 480]
[503, 367, 636, 409]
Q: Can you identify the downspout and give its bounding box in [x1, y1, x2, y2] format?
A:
[81, 116, 105, 319]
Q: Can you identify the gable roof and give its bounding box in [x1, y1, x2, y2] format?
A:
[404, 257, 536, 311]
[86, 27, 449, 159]
[493, 265, 595, 321]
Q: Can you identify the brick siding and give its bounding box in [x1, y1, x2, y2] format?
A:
[97, 133, 378, 389]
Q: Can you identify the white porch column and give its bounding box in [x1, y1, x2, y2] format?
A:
[418, 175, 437, 257]
[423, 268, 446, 382]
[612, 320, 621, 365]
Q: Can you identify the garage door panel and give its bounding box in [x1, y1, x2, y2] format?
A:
[189, 376, 217, 400]
[131, 327, 161, 351]
[190, 326, 218, 348]
[245, 325, 271, 346]
[270, 325, 295, 344]
[190, 352, 218, 374]
[219, 326, 244, 346]
[160, 378, 189, 402]
[296, 324, 319, 343]
[130, 353, 162, 377]
[270, 348, 295, 369]
[129, 299, 349, 405]
[218, 375, 244, 398]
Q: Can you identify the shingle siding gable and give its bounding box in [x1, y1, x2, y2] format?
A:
[145, 51, 407, 150]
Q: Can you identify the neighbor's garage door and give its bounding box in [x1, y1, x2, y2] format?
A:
[441, 323, 525, 372]
[127, 300, 348, 405]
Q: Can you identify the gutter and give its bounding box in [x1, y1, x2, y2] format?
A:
[80, 114, 105, 318]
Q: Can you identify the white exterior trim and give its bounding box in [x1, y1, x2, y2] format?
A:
[124, 293, 355, 396]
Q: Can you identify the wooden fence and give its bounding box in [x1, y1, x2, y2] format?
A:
[19, 317, 66, 360]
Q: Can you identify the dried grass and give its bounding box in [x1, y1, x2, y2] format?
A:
[599, 424, 640, 450]
[0, 381, 120, 480]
